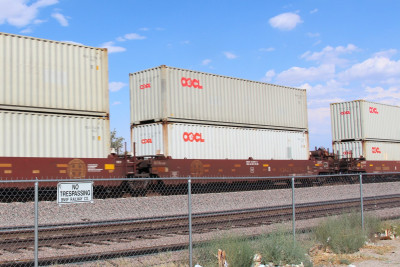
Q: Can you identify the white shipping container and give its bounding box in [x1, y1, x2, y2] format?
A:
[132, 123, 309, 160]
[0, 32, 109, 114]
[333, 141, 400, 161]
[331, 100, 400, 142]
[130, 65, 308, 130]
[0, 111, 110, 158]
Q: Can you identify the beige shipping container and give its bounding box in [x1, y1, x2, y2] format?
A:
[333, 140, 400, 161]
[0, 110, 110, 158]
[331, 100, 400, 142]
[0, 32, 109, 115]
[132, 122, 309, 160]
[130, 65, 308, 130]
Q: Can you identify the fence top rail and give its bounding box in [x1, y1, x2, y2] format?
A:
[0, 171, 399, 183]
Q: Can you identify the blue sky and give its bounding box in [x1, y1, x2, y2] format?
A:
[1, 0, 400, 151]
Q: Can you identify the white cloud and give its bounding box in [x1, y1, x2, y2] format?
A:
[373, 49, 397, 58]
[269, 12, 303, 31]
[263, 70, 275, 82]
[112, 101, 122, 106]
[276, 64, 335, 85]
[223, 52, 238, 59]
[307, 32, 320, 38]
[101, 42, 126, 53]
[301, 44, 358, 65]
[51, 12, 68, 26]
[62, 40, 84, 45]
[364, 86, 400, 101]
[301, 80, 348, 97]
[20, 27, 33, 33]
[259, 47, 275, 52]
[310, 8, 318, 14]
[307, 107, 331, 134]
[117, 33, 146, 42]
[339, 56, 400, 82]
[109, 82, 127, 92]
[124, 33, 146, 40]
[33, 19, 46, 24]
[202, 59, 211, 65]
[139, 27, 149, 31]
[0, 0, 58, 27]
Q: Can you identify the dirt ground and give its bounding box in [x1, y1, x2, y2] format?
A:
[311, 237, 400, 267]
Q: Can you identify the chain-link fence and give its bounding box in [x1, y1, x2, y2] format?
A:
[1, 173, 400, 266]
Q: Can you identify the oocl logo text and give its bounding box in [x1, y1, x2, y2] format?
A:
[181, 77, 203, 89]
[340, 111, 351, 115]
[372, 147, 381, 154]
[369, 107, 379, 114]
[183, 132, 205, 142]
[140, 83, 151, 90]
[141, 139, 152, 144]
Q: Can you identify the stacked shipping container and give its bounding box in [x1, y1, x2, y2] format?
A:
[331, 100, 400, 160]
[0, 32, 110, 158]
[130, 65, 309, 160]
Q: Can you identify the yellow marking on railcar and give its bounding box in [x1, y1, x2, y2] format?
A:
[59, 170, 67, 174]
[57, 164, 68, 168]
[234, 164, 241, 167]
[263, 164, 269, 167]
[105, 164, 115, 170]
[4, 170, 12, 174]
[32, 170, 40, 174]
[231, 169, 236, 172]
[369, 164, 374, 166]
[203, 164, 211, 168]
[204, 169, 209, 173]
[218, 169, 223, 173]
[0, 164, 12, 168]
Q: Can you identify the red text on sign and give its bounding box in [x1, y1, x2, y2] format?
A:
[181, 77, 203, 89]
[340, 111, 351, 115]
[183, 132, 205, 142]
[369, 107, 379, 114]
[140, 83, 151, 90]
[372, 147, 381, 154]
[141, 139, 152, 144]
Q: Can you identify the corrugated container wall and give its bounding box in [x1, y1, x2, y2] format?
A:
[131, 122, 309, 160]
[331, 100, 400, 142]
[130, 65, 308, 131]
[0, 32, 109, 115]
[0, 110, 110, 158]
[333, 141, 400, 161]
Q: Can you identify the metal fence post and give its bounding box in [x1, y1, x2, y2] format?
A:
[359, 174, 364, 231]
[188, 178, 193, 267]
[34, 178, 39, 267]
[291, 177, 296, 242]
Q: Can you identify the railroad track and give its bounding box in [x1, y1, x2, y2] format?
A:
[1, 194, 400, 266]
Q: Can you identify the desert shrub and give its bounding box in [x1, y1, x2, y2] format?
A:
[314, 212, 382, 254]
[194, 235, 254, 267]
[258, 230, 312, 266]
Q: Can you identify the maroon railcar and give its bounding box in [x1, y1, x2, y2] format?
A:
[0, 156, 128, 189]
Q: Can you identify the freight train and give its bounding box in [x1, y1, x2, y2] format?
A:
[0, 32, 399, 194]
